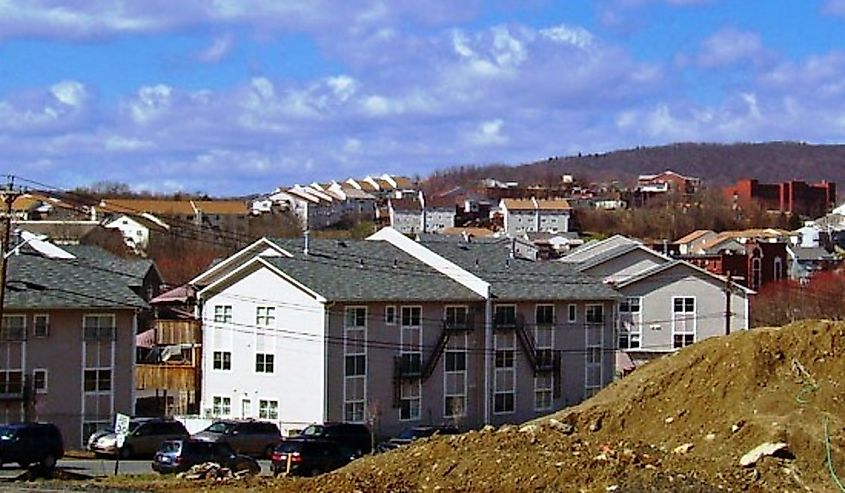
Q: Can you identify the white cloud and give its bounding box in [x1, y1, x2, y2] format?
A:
[197, 33, 233, 63]
[326, 75, 358, 102]
[694, 28, 764, 68]
[128, 84, 173, 124]
[468, 119, 508, 146]
[50, 81, 87, 107]
[539, 25, 594, 48]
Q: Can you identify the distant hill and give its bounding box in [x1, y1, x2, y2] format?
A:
[425, 142, 845, 190]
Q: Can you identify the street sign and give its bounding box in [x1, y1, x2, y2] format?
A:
[114, 413, 130, 448]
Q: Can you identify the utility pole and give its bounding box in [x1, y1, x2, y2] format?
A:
[724, 270, 732, 336]
[0, 176, 21, 323]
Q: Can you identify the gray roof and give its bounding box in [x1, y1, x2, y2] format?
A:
[792, 246, 838, 262]
[61, 244, 156, 287]
[5, 251, 149, 310]
[261, 238, 483, 303]
[573, 243, 645, 272]
[420, 239, 620, 301]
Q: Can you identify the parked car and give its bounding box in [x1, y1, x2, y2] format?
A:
[296, 423, 372, 457]
[191, 420, 281, 458]
[271, 439, 356, 477]
[376, 425, 460, 453]
[0, 423, 64, 469]
[152, 439, 260, 475]
[88, 417, 189, 459]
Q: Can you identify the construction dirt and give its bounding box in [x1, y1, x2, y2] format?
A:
[103, 320, 845, 492]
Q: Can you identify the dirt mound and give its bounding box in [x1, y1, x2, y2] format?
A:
[294, 321, 845, 492]
[126, 321, 845, 492]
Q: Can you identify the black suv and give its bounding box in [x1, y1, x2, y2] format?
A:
[271, 439, 355, 477]
[152, 439, 260, 475]
[296, 423, 372, 457]
[88, 418, 189, 459]
[376, 425, 460, 453]
[191, 420, 281, 458]
[0, 423, 64, 469]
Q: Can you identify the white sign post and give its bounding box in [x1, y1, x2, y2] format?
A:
[114, 413, 130, 475]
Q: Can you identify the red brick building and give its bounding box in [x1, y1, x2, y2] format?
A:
[725, 179, 836, 218]
[681, 240, 787, 290]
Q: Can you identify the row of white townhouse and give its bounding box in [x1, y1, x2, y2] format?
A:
[189, 228, 752, 437]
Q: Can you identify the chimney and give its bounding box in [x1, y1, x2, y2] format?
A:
[304, 230, 310, 255]
[510, 237, 516, 259]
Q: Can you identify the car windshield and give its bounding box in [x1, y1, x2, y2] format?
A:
[397, 428, 430, 440]
[301, 425, 324, 437]
[159, 441, 181, 453]
[205, 422, 234, 434]
[0, 427, 16, 440]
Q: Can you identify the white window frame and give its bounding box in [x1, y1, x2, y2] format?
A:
[33, 314, 49, 338]
[32, 368, 48, 394]
[0, 314, 25, 341]
[535, 304, 555, 326]
[212, 395, 231, 416]
[534, 323, 554, 412]
[213, 305, 232, 323]
[443, 333, 467, 419]
[774, 256, 783, 282]
[494, 304, 517, 328]
[256, 306, 276, 326]
[751, 257, 762, 290]
[385, 305, 397, 325]
[241, 399, 252, 418]
[444, 305, 469, 330]
[493, 331, 516, 415]
[618, 297, 642, 350]
[567, 304, 577, 324]
[212, 350, 232, 371]
[585, 304, 605, 325]
[343, 306, 367, 423]
[671, 296, 696, 349]
[83, 368, 112, 394]
[83, 314, 115, 341]
[399, 306, 423, 421]
[584, 303, 604, 398]
[259, 399, 279, 420]
[255, 353, 274, 373]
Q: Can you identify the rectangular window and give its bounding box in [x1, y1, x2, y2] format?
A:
[255, 353, 275, 373]
[0, 371, 22, 394]
[444, 334, 467, 418]
[212, 396, 231, 416]
[535, 373, 553, 411]
[0, 315, 25, 341]
[214, 305, 233, 323]
[568, 304, 577, 323]
[400, 381, 421, 420]
[213, 351, 232, 370]
[494, 305, 517, 328]
[672, 297, 696, 349]
[83, 369, 111, 393]
[33, 369, 47, 394]
[445, 306, 468, 329]
[345, 307, 367, 328]
[345, 355, 366, 376]
[536, 305, 554, 325]
[401, 306, 421, 327]
[256, 306, 276, 326]
[586, 304, 605, 324]
[259, 400, 279, 420]
[83, 315, 115, 341]
[385, 306, 397, 325]
[619, 297, 642, 350]
[33, 315, 49, 338]
[494, 332, 516, 414]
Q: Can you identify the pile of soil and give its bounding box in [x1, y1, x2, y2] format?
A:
[303, 320, 845, 492]
[110, 320, 845, 492]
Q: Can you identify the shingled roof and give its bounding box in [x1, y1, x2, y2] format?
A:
[260, 238, 483, 302]
[420, 239, 620, 302]
[5, 250, 148, 310]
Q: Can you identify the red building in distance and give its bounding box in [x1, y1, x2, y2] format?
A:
[725, 179, 836, 218]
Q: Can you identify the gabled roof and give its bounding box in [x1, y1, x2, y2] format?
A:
[5, 249, 149, 310]
[61, 244, 159, 287]
[193, 200, 248, 215]
[612, 260, 754, 294]
[420, 239, 620, 301]
[562, 235, 640, 263]
[501, 199, 535, 210]
[674, 229, 715, 245]
[574, 243, 670, 272]
[100, 199, 196, 216]
[203, 238, 483, 303]
[390, 198, 422, 212]
[536, 199, 571, 211]
[392, 176, 414, 189]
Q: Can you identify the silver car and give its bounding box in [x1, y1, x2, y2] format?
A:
[88, 418, 189, 459]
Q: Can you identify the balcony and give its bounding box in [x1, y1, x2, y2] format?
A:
[136, 364, 198, 392]
[442, 314, 475, 332]
[493, 313, 525, 331]
[154, 319, 201, 345]
[534, 349, 561, 373]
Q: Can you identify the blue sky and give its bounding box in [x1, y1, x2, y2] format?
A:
[3, 0, 845, 195]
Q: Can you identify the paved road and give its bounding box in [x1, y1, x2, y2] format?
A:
[0, 459, 274, 478]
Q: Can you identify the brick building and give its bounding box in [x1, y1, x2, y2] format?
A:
[680, 240, 787, 290]
[725, 179, 836, 218]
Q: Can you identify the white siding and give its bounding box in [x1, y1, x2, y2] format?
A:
[201, 266, 326, 435]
